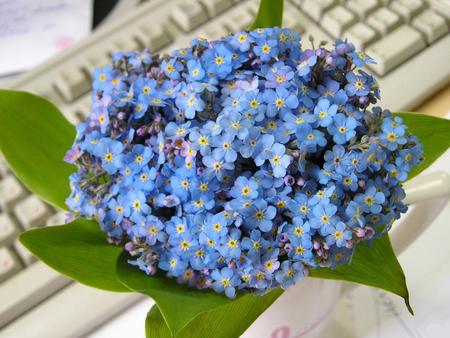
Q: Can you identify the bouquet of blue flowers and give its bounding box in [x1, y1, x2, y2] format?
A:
[0, 1, 449, 337]
[64, 27, 422, 299]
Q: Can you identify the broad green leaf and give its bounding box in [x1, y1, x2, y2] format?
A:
[395, 113, 450, 180]
[117, 251, 231, 335]
[117, 251, 283, 336]
[146, 306, 171, 338]
[0, 90, 75, 210]
[20, 218, 129, 292]
[310, 233, 413, 314]
[145, 290, 283, 338]
[249, 0, 284, 30]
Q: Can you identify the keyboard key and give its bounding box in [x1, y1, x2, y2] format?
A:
[171, 2, 208, 32]
[0, 175, 27, 210]
[35, 87, 63, 107]
[137, 23, 172, 52]
[113, 35, 142, 53]
[346, 0, 380, 20]
[198, 24, 228, 40]
[54, 67, 91, 102]
[0, 247, 22, 283]
[0, 261, 70, 327]
[284, 11, 306, 34]
[366, 25, 426, 76]
[0, 213, 18, 247]
[412, 10, 449, 44]
[344, 23, 378, 50]
[367, 7, 402, 35]
[301, 0, 337, 21]
[223, 5, 254, 30]
[86, 52, 111, 69]
[200, 0, 232, 16]
[61, 108, 80, 125]
[390, 0, 425, 22]
[46, 211, 68, 226]
[13, 239, 36, 266]
[430, 0, 450, 21]
[13, 195, 52, 230]
[322, 6, 356, 37]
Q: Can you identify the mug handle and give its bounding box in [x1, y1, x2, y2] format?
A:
[390, 171, 450, 254]
[342, 171, 450, 295]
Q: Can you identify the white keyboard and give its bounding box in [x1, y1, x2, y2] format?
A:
[0, 0, 449, 337]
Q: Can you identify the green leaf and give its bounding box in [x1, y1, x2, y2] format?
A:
[19, 218, 129, 292]
[146, 305, 171, 338]
[249, 0, 284, 30]
[0, 90, 75, 210]
[117, 251, 282, 337]
[394, 113, 450, 180]
[310, 233, 413, 315]
[145, 290, 282, 338]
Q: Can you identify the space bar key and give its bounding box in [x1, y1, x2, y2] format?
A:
[0, 262, 70, 328]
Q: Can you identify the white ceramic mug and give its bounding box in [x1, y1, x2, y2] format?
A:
[242, 171, 450, 338]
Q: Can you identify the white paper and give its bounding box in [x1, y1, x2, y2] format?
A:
[0, 0, 93, 76]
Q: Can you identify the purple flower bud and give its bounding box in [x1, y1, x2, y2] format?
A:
[313, 240, 321, 250]
[284, 175, 295, 186]
[136, 127, 146, 137]
[117, 111, 127, 120]
[359, 96, 369, 105]
[336, 43, 348, 55]
[316, 48, 326, 58]
[296, 177, 305, 186]
[326, 55, 336, 66]
[355, 228, 366, 238]
[125, 242, 136, 252]
[284, 243, 292, 252]
[358, 180, 366, 188]
[279, 233, 288, 243]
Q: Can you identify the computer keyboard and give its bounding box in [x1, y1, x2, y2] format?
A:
[0, 0, 449, 336]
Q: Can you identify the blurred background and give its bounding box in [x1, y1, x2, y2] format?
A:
[0, 0, 449, 337]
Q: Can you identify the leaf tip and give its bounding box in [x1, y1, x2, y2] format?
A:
[405, 295, 414, 316]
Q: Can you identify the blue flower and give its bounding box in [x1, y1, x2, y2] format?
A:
[275, 261, 304, 289]
[269, 143, 292, 178]
[218, 228, 242, 259]
[230, 32, 253, 52]
[186, 59, 205, 81]
[202, 151, 234, 180]
[243, 199, 277, 232]
[176, 90, 205, 119]
[94, 138, 124, 174]
[296, 124, 327, 152]
[380, 117, 407, 151]
[230, 176, 259, 200]
[345, 72, 370, 97]
[297, 50, 317, 77]
[159, 252, 188, 277]
[324, 221, 352, 247]
[211, 267, 240, 298]
[355, 186, 385, 213]
[202, 44, 233, 79]
[253, 39, 278, 61]
[327, 113, 357, 144]
[310, 203, 338, 230]
[210, 133, 238, 162]
[263, 87, 299, 117]
[314, 99, 337, 127]
[241, 229, 269, 260]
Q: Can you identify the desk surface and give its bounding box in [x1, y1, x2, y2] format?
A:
[416, 85, 450, 117]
